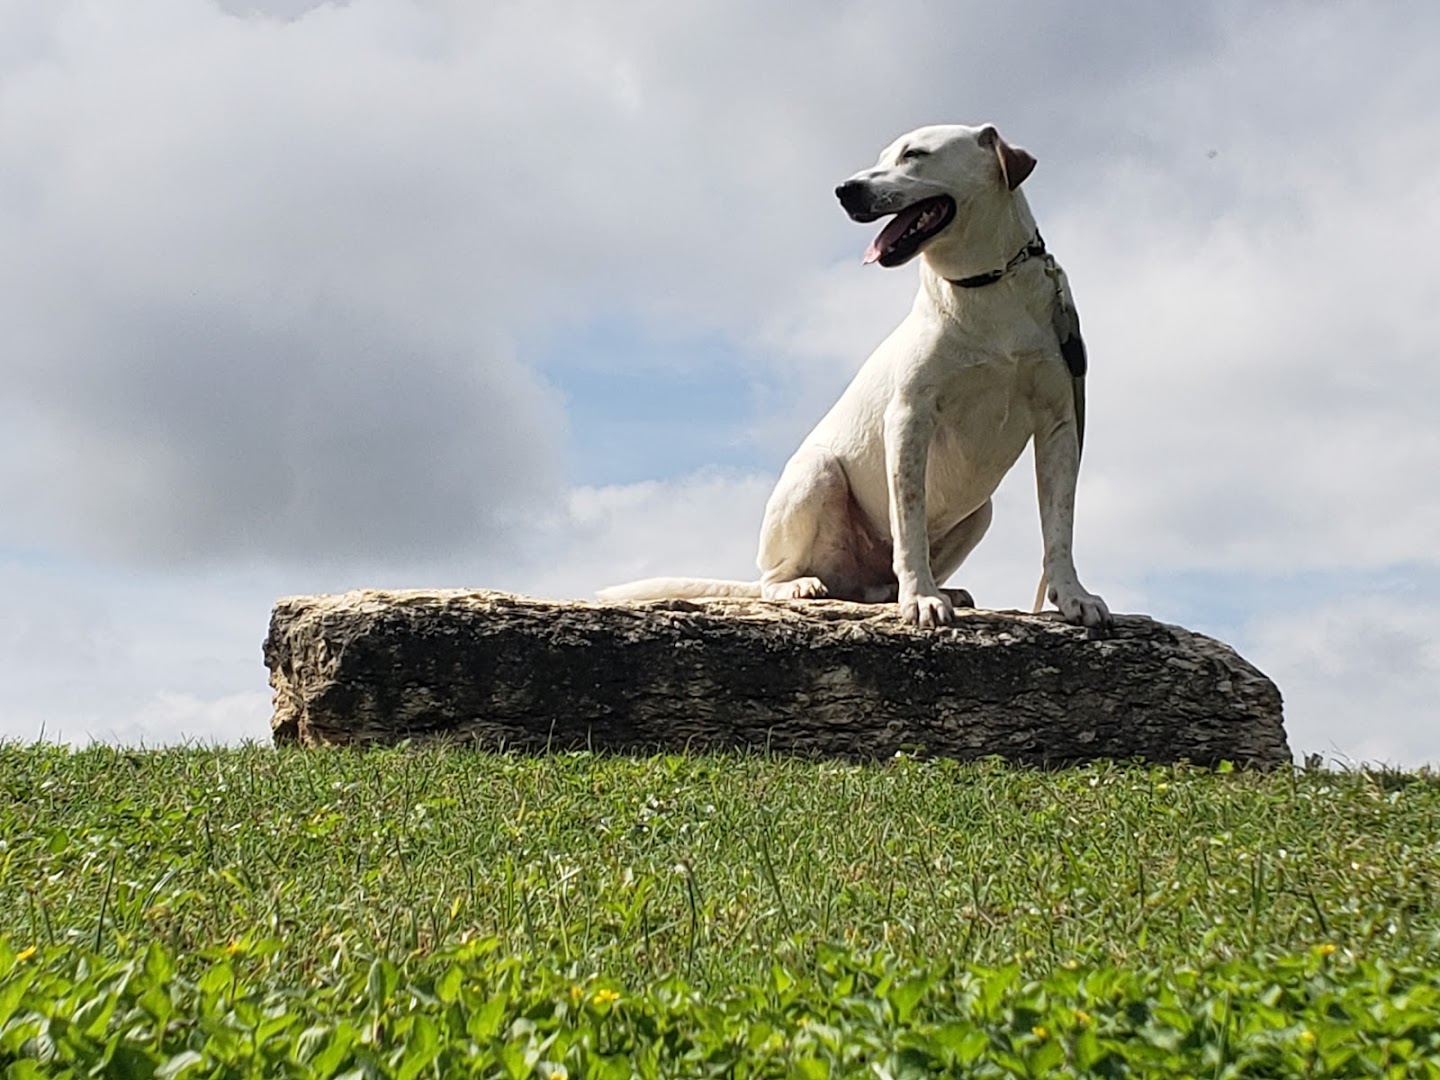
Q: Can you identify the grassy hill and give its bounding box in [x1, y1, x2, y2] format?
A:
[3, 744, 1439, 1076]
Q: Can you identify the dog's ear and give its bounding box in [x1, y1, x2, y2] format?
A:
[979, 125, 1036, 191]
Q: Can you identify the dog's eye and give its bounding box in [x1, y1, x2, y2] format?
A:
[899, 147, 929, 162]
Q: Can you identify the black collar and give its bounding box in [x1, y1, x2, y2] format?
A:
[948, 232, 1047, 288]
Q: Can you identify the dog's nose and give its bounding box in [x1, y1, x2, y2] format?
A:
[834, 179, 866, 207]
[835, 179, 876, 221]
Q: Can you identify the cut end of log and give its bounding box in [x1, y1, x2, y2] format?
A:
[263, 589, 1290, 768]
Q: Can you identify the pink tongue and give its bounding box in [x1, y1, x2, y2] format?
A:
[862, 203, 927, 265]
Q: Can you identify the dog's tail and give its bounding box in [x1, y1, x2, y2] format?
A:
[596, 577, 764, 603]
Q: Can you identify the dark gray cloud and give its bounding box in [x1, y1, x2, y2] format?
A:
[1, 300, 561, 564]
[0, 1, 582, 566]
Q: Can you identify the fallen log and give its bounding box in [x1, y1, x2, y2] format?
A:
[263, 589, 1289, 767]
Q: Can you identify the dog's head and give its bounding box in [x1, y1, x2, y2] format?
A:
[835, 124, 1036, 268]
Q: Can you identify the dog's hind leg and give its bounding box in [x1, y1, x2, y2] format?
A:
[757, 447, 853, 601]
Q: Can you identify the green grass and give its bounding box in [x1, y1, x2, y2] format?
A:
[3, 744, 1440, 1076]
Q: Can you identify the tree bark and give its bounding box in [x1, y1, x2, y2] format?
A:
[263, 590, 1290, 767]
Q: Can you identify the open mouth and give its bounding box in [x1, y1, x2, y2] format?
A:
[862, 196, 956, 267]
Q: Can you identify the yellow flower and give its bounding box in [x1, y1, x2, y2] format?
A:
[592, 988, 620, 1006]
[1073, 1009, 1092, 1025]
[1299, 1030, 1316, 1046]
[15, 946, 37, 962]
[1032, 1025, 1049, 1040]
[1318, 943, 1337, 956]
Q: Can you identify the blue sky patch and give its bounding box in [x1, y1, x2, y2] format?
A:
[534, 317, 770, 486]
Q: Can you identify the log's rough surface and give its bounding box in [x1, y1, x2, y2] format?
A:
[264, 589, 1289, 766]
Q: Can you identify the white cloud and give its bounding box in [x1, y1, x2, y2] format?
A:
[215, 0, 335, 19]
[1063, 120, 1440, 577]
[1245, 596, 1440, 767]
[518, 471, 774, 601]
[0, 555, 274, 744]
[43, 690, 274, 749]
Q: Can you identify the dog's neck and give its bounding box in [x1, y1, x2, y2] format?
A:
[919, 191, 1039, 290]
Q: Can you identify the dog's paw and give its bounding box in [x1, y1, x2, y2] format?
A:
[1049, 583, 1111, 630]
[764, 576, 829, 601]
[900, 590, 953, 628]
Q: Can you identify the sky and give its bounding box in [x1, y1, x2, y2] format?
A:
[1, 0, 1437, 763]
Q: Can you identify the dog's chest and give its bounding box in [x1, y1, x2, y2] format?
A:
[931, 350, 1039, 452]
[920, 351, 1046, 513]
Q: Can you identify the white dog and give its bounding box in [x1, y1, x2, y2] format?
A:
[599, 124, 1109, 630]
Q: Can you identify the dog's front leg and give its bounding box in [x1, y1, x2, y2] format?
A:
[1033, 414, 1111, 629]
[884, 398, 951, 627]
